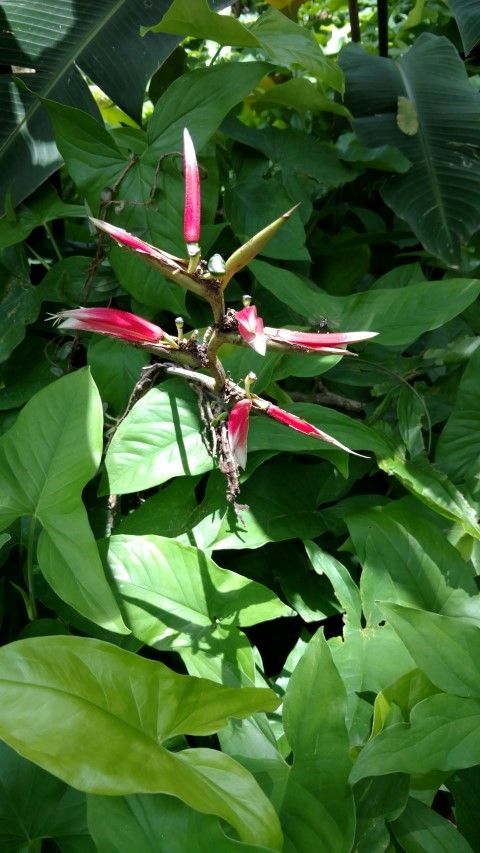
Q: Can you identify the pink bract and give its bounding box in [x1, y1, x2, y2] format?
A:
[183, 128, 201, 245]
[266, 404, 365, 456]
[265, 327, 378, 352]
[228, 399, 252, 470]
[51, 307, 165, 343]
[236, 306, 267, 356]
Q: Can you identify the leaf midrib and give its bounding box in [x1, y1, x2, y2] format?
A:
[0, 0, 125, 157]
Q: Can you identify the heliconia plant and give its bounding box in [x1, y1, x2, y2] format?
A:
[52, 128, 377, 503]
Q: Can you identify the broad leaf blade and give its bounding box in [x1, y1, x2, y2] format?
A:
[0, 636, 282, 848]
[435, 348, 480, 484]
[102, 380, 214, 494]
[87, 792, 274, 853]
[380, 603, 480, 699]
[0, 740, 94, 853]
[101, 534, 292, 649]
[341, 35, 480, 267]
[280, 630, 355, 853]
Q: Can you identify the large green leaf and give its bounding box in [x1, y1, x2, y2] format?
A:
[101, 534, 292, 649]
[87, 792, 273, 853]
[350, 693, 480, 782]
[0, 740, 94, 853]
[0, 0, 234, 211]
[145, 0, 342, 92]
[0, 368, 127, 633]
[328, 624, 415, 745]
[251, 260, 480, 347]
[447, 766, 480, 852]
[0, 636, 282, 849]
[102, 379, 214, 495]
[435, 348, 480, 484]
[340, 35, 480, 267]
[304, 540, 362, 627]
[377, 455, 480, 541]
[345, 502, 479, 626]
[390, 796, 474, 852]
[379, 602, 480, 699]
[449, 0, 480, 55]
[280, 631, 355, 853]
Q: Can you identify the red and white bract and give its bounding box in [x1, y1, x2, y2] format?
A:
[236, 306, 267, 356]
[266, 404, 365, 456]
[228, 399, 252, 470]
[265, 327, 378, 354]
[183, 128, 201, 245]
[90, 218, 183, 266]
[51, 307, 165, 343]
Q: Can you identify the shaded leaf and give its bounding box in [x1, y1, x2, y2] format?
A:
[87, 792, 273, 853]
[390, 795, 474, 852]
[341, 35, 480, 267]
[0, 740, 94, 853]
[280, 630, 355, 853]
[435, 347, 480, 484]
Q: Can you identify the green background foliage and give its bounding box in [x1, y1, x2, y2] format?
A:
[1, 0, 480, 850]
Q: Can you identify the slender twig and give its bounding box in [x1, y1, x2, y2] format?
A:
[377, 0, 389, 57]
[348, 0, 361, 43]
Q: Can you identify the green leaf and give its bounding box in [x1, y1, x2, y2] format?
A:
[87, 792, 273, 853]
[101, 534, 292, 649]
[353, 774, 409, 853]
[250, 7, 343, 93]
[0, 636, 282, 849]
[40, 99, 128, 206]
[251, 259, 480, 347]
[372, 668, 442, 737]
[224, 177, 309, 262]
[377, 455, 480, 541]
[435, 348, 480, 484]
[341, 35, 480, 267]
[379, 602, 480, 699]
[350, 692, 480, 783]
[345, 502, 480, 627]
[146, 61, 272, 161]
[210, 461, 327, 550]
[248, 398, 392, 457]
[0, 368, 127, 633]
[253, 77, 351, 117]
[0, 184, 85, 250]
[0, 246, 41, 363]
[449, 0, 480, 55]
[102, 380, 214, 495]
[390, 796, 474, 852]
[0, 0, 211, 209]
[447, 766, 480, 852]
[87, 337, 148, 417]
[329, 624, 415, 745]
[280, 630, 355, 853]
[143, 0, 258, 46]
[304, 540, 362, 627]
[0, 739, 94, 853]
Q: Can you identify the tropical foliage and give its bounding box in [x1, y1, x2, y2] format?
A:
[1, 0, 480, 850]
